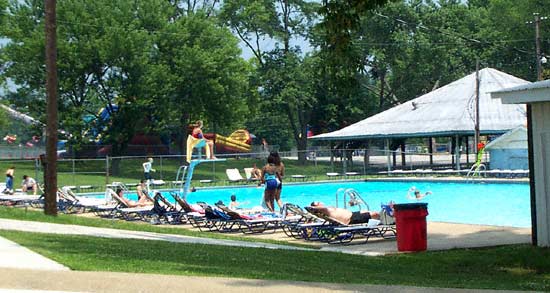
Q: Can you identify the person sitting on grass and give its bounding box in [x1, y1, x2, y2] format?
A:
[21, 175, 37, 195]
[307, 201, 380, 225]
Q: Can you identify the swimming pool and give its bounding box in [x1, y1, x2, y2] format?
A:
[97, 180, 531, 228]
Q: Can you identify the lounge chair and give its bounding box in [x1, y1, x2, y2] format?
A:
[0, 193, 42, 207]
[345, 172, 360, 177]
[290, 174, 307, 181]
[226, 168, 245, 183]
[200, 204, 241, 232]
[150, 180, 166, 187]
[243, 168, 260, 181]
[215, 203, 282, 234]
[58, 186, 114, 214]
[149, 193, 186, 225]
[303, 206, 396, 244]
[280, 203, 325, 239]
[326, 172, 341, 179]
[106, 188, 155, 221]
[169, 191, 207, 228]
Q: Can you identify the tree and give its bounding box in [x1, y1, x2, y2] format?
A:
[357, 1, 483, 110]
[477, 0, 550, 81]
[221, 0, 318, 163]
[169, 0, 220, 18]
[150, 13, 251, 155]
[0, 106, 9, 132]
[259, 49, 316, 160]
[1, 0, 251, 162]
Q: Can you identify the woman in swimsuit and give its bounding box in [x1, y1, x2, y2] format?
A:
[270, 151, 285, 211]
[192, 120, 216, 159]
[260, 154, 282, 212]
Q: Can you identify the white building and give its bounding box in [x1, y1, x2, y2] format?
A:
[491, 80, 550, 247]
[484, 126, 528, 170]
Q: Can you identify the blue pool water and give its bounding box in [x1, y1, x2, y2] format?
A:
[100, 180, 531, 228]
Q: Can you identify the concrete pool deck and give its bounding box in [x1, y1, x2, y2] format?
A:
[0, 218, 531, 292]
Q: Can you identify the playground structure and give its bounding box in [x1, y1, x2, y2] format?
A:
[203, 129, 252, 154]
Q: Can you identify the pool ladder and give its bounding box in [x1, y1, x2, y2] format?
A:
[335, 188, 370, 211]
[466, 163, 486, 181]
[175, 165, 188, 192]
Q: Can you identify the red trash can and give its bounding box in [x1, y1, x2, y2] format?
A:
[393, 203, 428, 252]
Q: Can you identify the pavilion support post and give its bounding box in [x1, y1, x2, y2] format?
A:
[400, 142, 406, 167]
[428, 137, 433, 166]
[466, 136, 470, 165]
[455, 134, 461, 170]
[451, 136, 455, 167]
[385, 139, 391, 172]
[363, 141, 369, 175]
[392, 149, 397, 167]
[343, 145, 348, 174]
[329, 141, 334, 170]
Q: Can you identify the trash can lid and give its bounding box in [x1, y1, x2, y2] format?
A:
[393, 203, 428, 210]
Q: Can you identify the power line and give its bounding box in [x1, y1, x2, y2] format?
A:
[372, 12, 549, 59]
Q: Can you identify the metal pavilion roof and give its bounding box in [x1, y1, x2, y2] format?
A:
[310, 68, 529, 141]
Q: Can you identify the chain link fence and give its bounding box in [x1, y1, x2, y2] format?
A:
[0, 146, 486, 193]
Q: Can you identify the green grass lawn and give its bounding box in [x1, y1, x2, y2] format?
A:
[0, 229, 548, 291]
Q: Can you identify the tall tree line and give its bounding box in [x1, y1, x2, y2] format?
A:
[0, 0, 548, 163]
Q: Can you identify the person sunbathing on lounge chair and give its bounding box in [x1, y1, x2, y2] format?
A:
[136, 179, 153, 205]
[114, 188, 151, 208]
[308, 202, 379, 225]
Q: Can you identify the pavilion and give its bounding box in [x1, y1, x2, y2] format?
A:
[310, 68, 529, 171]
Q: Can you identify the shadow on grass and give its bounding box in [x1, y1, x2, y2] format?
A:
[0, 230, 548, 291]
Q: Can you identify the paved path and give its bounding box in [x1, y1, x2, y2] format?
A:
[0, 268, 524, 293]
[0, 236, 68, 271]
[0, 219, 531, 292]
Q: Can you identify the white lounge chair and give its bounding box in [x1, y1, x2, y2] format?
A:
[226, 168, 245, 182]
[326, 172, 341, 179]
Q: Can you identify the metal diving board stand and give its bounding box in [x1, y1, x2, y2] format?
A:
[178, 158, 226, 199]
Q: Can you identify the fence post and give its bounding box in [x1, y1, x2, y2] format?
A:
[314, 149, 317, 168]
[385, 139, 391, 172]
[160, 156, 163, 180]
[343, 148, 347, 174]
[35, 158, 40, 184]
[72, 158, 76, 186]
[105, 155, 110, 186]
[362, 147, 367, 175]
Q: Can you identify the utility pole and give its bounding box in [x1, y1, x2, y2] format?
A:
[44, 0, 58, 216]
[474, 59, 480, 152]
[535, 13, 542, 80]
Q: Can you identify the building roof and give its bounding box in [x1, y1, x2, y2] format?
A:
[311, 68, 529, 141]
[491, 79, 550, 104]
[485, 126, 527, 150]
